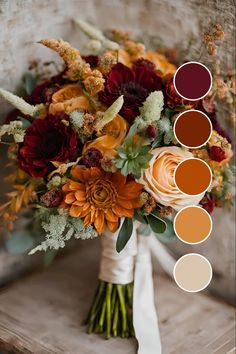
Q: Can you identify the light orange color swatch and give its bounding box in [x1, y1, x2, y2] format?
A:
[174, 206, 212, 244]
[174, 254, 212, 292]
[174, 158, 212, 195]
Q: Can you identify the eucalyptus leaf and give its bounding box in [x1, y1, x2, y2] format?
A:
[154, 217, 176, 243]
[116, 217, 133, 253]
[5, 231, 34, 255]
[147, 214, 166, 234]
[134, 209, 148, 224]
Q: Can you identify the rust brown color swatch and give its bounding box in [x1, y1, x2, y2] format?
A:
[174, 206, 212, 244]
[174, 110, 212, 148]
[175, 158, 212, 195]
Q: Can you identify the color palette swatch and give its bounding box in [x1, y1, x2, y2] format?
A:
[173, 254, 212, 292]
[174, 110, 212, 148]
[174, 206, 212, 244]
[174, 158, 212, 195]
[173, 61, 212, 100]
[172, 61, 213, 292]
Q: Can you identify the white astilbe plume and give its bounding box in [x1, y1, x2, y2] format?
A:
[157, 116, 175, 144]
[29, 212, 97, 254]
[0, 88, 45, 117]
[134, 91, 164, 131]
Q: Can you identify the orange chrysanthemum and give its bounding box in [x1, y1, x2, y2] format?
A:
[62, 166, 143, 234]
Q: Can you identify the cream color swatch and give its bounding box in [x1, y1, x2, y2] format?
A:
[174, 253, 212, 292]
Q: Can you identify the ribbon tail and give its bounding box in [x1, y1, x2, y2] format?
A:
[133, 233, 162, 354]
[149, 232, 176, 278]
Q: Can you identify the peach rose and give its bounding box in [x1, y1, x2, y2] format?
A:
[49, 84, 89, 115]
[83, 115, 128, 158]
[139, 146, 204, 211]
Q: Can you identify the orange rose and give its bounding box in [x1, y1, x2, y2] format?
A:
[139, 146, 204, 210]
[83, 115, 128, 157]
[49, 84, 89, 114]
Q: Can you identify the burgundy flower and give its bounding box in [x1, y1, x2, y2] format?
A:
[99, 62, 162, 123]
[132, 58, 156, 71]
[209, 146, 226, 162]
[147, 124, 158, 138]
[200, 195, 215, 214]
[28, 72, 66, 105]
[82, 148, 103, 167]
[164, 77, 198, 108]
[40, 188, 63, 208]
[18, 114, 78, 177]
[82, 55, 99, 68]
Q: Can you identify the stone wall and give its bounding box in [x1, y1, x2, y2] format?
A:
[0, 0, 235, 301]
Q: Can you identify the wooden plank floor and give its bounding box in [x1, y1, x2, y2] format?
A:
[0, 239, 235, 354]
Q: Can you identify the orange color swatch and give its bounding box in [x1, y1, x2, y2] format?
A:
[174, 110, 212, 148]
[174, 158, 212, 195]
[174, 206, 212, 244]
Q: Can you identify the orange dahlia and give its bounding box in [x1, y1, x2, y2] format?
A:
[62, 166, 143, 234]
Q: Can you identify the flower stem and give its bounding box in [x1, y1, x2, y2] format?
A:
[86, 281, 134, 339]
[117, 285, 127, 337]
[106, 283, 112, 339]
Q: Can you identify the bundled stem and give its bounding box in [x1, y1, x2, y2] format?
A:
[86, 280, 134, 339]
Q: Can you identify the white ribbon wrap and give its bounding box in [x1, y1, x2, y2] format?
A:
[99, 222, 137, 284]
[98, 222, 176, 354]
[133, 231, 162, 354]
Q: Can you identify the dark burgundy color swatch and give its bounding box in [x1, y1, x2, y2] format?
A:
[174, 62, 212, 100]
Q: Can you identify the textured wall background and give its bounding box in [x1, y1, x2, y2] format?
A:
[0, 0, 235, 301]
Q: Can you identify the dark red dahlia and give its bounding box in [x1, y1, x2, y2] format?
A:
[99, 62, 162, 123]
[18, 114, 78, 177]
[132, 58, 156, 71]
[209, 146, 226, 162]
[28, 71, 66, 105]
[164, 77, 198, 108]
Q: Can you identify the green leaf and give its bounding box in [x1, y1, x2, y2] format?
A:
[23, 72, 38, 95]
[5, 231, 34, 255]
[116, 217, 133, 253]
[44, 249, 58, 267]
[154, 217, 176, 243]
[134, 209, 148, 224]
[146, 214, 166, 233]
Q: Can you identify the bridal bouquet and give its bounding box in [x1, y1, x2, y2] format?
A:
[0, 20, 234, 352]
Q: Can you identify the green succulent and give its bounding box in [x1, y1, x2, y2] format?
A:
[115, 138, 152, 178]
